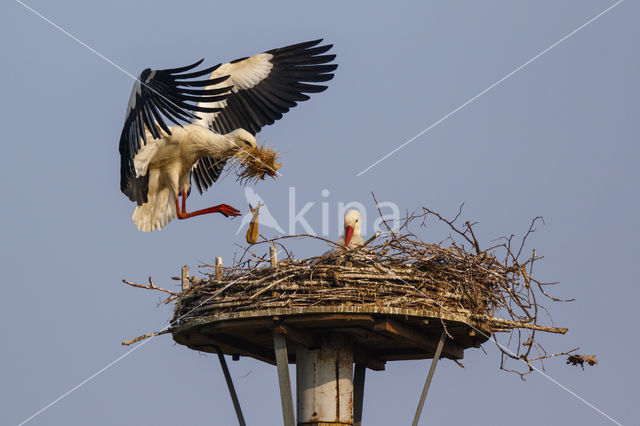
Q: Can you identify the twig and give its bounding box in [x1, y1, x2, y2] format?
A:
[121, 277, 179, 296]
[122, 330, 169, 346]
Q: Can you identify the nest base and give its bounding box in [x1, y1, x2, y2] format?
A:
[172, 305, 490, 369]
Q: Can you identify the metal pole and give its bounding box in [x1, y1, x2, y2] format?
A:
[216, 347, 246, 426]
[353, 363, 366, 426]
[412, 332, 447, 426]
[273, 333, 295, 426]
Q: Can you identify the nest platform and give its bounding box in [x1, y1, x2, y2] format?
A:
[157, 215, 571, 378]
[172, 305, 490, 369]
[170, 250, 506, 370]
[122, 208, 579, 426]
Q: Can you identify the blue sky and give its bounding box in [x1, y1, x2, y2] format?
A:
[1, 1, 638, 425]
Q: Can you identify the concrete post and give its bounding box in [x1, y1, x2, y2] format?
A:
[296, 334, 354, 426]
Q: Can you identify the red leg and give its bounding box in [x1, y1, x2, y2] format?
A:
[179, 204, 241, 219]
[175, 192, 241, 220]
[175, 196, 183, 218]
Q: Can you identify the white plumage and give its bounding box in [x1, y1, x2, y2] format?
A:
[337, 209, 364, 249]
[118, 40, 337, 231]
[131, 126, 255, 231]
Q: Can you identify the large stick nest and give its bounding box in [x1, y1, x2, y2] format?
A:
[125, 202, 592, 378]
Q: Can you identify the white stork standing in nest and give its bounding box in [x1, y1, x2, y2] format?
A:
[338, 209, 364, 249]
[119, 39, 337, 231]
[321, 209, 364, 256]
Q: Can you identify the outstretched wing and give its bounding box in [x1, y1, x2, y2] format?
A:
[191, 39, 337, 194]
[191, 156, 228, 195]
[119, 60, 232, 204]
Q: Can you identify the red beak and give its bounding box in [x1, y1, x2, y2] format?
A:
[345, 226, 354, 247]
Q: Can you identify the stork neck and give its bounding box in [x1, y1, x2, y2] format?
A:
[186, 125, 237, 158]
[205, 132, 237, 158]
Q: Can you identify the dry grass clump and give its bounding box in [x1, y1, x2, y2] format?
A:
[232, 144, 281, 184]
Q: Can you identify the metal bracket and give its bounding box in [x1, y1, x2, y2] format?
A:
[412, 332, 447, 426]
[216, 347, 246, 426]
[353, 363, 366, 426]
[273, 332, 295, 426]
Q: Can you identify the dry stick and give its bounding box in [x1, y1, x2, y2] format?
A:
[470, 315, 567, 334]
[122, 330, 169, 346]
[249, 274, 295, 300]
[465, 220, 482, 255]
[121, 278, 178, 296]
[363, 230, 382, 247]
[197, 279, 242, 300]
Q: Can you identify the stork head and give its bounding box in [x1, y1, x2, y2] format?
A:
[229, 128, 257, 150]
[343, 209, 361, 247]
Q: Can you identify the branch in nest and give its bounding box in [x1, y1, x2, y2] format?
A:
[121, 329, 169, 346]
[464, 220, 482, 255]
[121, 277, 179, 297]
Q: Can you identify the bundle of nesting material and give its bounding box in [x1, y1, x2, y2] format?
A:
[232, 144, 281, 184]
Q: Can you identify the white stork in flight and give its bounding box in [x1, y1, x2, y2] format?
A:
[119, 39, 337, 231]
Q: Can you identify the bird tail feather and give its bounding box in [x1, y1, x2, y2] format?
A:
[132, 187, 177, 232]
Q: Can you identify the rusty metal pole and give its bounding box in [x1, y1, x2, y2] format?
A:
[412, 332, 446, 426]
[296, 334, 354, 425]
